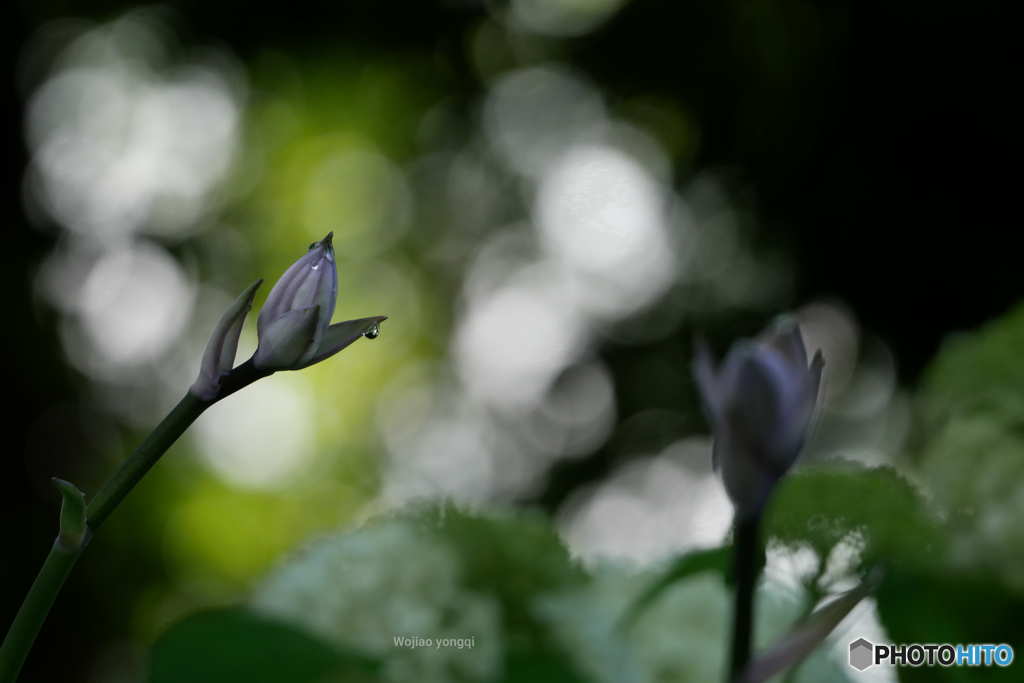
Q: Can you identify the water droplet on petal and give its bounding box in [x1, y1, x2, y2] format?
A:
[364, 322, 380, 339]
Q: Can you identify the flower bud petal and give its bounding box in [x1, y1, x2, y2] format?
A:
[731, 351, 787, 449]
[694, 317, 824, 518]
[714, 430, 775, 521]
[253, 305, 321, 370]
[694, 340, 725, 428]
[696, 340, 751, 418]
[190, 279, 263, 401]
[258, 233, 336, 339]
[297, 316, 388, 369]
[768, 349, 824, 470]
[758, 316, 808, 371]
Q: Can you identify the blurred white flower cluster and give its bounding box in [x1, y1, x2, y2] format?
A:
[247, 509, 871, 683]
[536, 564, 852, 683]
[251, 520, 503, 683]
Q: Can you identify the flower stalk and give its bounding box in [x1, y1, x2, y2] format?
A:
[693, 317, 823, 682]
[0, 234, 385, 682]
[0, 480, 89, 681]
[729, 514, 762, 682]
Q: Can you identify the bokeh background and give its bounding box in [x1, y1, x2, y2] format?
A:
[1, 0, 1018, 681]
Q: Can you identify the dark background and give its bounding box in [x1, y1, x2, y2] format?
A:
[2, 0, 1018, 680]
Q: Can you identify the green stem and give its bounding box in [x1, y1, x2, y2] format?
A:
[0, 360, 270, 682]
[86, 392, 208, 530]
[0, 393, 206, 682]
[0, 542, 82, 681]
[729, 513, 762, 683]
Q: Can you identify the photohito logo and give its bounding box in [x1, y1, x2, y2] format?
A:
[849, 638, 1014, 670]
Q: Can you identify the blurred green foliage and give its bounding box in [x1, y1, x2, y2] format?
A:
[916, 300, 1024, 589]
[919, 302, 1024, 417]
[152, 505, 866, 682]
[409, 506, 588, 648]
[619, 546, 732, 629]
[766, 464, 943, 574]
[876, 574, 1024, 683]
[149, 608, 379, 683]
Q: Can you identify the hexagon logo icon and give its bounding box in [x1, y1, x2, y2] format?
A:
[849, 638, 874, 670]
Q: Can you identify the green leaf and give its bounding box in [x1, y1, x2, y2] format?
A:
[618, 545, 731, 630]
[408, 504, 587, 643]
[764, 462, 943, 573]
[148, 608, 379, 683]
[500, 648, 591, 683]
[739, 568, 883, 683]
[874, 570, 1024, 683]
[919, 299, 1024, 423]
[914, 299, 1024, 592]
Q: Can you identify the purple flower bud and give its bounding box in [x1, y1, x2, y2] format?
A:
[253, 304, 323, 370]
[252, 233, 387, 371]
[190, 279, 263, 400]
[693, 317, 824, 519]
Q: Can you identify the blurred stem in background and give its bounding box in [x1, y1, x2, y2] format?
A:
[729, 514, 761, 681]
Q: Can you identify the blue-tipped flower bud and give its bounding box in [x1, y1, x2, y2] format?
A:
[693, 317, 824, 519]
[252, 233, 387, 371]
[190, 279, 263, 401]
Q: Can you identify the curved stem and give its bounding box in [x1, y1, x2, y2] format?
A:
[0, 362, 270, 683]
[729, 514, 762, 683]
